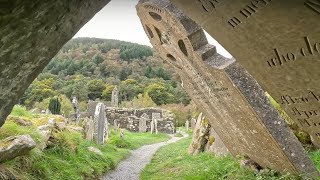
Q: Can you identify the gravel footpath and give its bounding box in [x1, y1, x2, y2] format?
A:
[100, 132, 188, 180]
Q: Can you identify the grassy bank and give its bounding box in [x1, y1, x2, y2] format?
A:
[0, 107, 171, 180]
[141, 135, 320, 180]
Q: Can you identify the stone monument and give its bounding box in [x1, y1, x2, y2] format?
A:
[72, 96, 80, 122]
[111, 86, 119, 107]
[139, 113, 148, 132]
[93, 103, 108, 144]
[136, 0, 318, 176]
[151, 113, 160, 134]
[169, 0, 320, 148]
[185, 120, 189, 131]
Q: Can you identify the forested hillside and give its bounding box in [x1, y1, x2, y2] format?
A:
[20, 38, 191, 115]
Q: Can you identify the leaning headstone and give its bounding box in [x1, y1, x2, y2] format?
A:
[136, 0, 317, 176]
[169, 0, 320, 148]
[111, 86, 119, 107]
[93, 103, 107, 144]
[139, 113, 148, 132]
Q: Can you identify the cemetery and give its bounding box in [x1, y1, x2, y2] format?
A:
[0, 0, 319, 179]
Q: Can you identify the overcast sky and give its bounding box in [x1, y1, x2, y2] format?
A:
[74, 0, 232, 58]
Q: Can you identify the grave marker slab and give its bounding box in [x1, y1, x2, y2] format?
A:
[136, 0, 318, 176]
[169, 0, 320, 148]
[93, 103, 108, 144]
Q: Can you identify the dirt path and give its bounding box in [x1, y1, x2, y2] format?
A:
[100, 132, 188, 180]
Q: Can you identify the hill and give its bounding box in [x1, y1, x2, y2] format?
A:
[20, 37, 191, 115]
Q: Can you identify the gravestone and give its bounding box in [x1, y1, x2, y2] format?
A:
[88, 100, 99, 118]
[191, 118, 196, 130]
[185, 120, 189, 131]
[111, 86, 119, 107]
[139, 113, 148, 132]
[151, 113, 160, 134]
[93, 103, 108, 144]
[136, 0, 318, 176]
[84, 117, 94, 141]
[168, 0, 320, 148]
[72, 97, 80, 123]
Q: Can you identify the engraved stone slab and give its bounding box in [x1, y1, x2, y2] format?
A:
[139, 113, 148, 132]
[169, 0, 320, 148]
[93, 103, 108, 144]
[136, 0, 318, 176]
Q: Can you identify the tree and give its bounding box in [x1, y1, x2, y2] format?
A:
[48, 97, 61, 115]
[87, 79, 106, 100]
[145, 83, 174, 106]
[121, 93, 156, 108]
[102, 85, 115, 101]
[93, 54, 104, 65]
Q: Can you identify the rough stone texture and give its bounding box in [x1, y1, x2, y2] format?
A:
[83, 117, 94, 141]
[0, 134, 36, 162]
[169, 0, 320, 148]
[93, 103, 108, 144]
[105, 107, 175, 134]
[0, 0, 111, 127]
[88, 146, 103, 156]
[9, 116, 33, 126]
[189, 113, 229, 156]
[136, 0, 318, 176]
[138, 113, 148, 132]
[88, 100, 99, 118]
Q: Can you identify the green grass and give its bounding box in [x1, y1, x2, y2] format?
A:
[141, 135, 308, 180]
[0, 117, 171, 180]
[10, 105, 34, 119]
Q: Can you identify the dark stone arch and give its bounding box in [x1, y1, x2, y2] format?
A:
[0, 0, 111, 127]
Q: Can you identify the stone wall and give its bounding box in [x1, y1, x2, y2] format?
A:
[106, 107, 176, 134]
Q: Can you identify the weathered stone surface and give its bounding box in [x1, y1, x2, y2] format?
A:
[137, 0, 318, 176]
[83, 117, 94, 141]
[67, 126, 84, 133]
[0, 135, 36, 162]
[88, 146, 103, 156]
[169, 0, 320, 148]
[9, 116, 33, 126]
[205, 124, 229, 156]
[111, 86, 119, 107]
[105, 107, 175, 134]
[139, 113, 148, 132]
[0, 0, 111, 127]
[189, 113, 229, 156]
[93, 103, 107, 144]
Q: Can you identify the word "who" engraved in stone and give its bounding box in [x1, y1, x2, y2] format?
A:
[305, 0, 320, 14]
[267, 36, 319, 67]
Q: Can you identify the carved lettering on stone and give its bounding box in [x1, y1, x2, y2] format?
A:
[137, 0, 318, 176]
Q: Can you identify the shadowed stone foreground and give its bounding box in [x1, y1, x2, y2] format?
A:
[0, 0, 111, 127]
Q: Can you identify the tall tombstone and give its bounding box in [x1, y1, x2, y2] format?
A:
[136, 0, 318, 176]
[151, 112, 160, 134]
[93, 103, 108, 144]
[185, 120, 189, 131]
[168, 0, 320, 148]
[139, 113, 148, 132]
[111, 86, 119, 107]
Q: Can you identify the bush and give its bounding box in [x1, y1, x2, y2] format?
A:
[10, 105, 33, 119]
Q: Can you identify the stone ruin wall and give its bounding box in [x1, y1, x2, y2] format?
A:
[106, 107, 176, 134]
